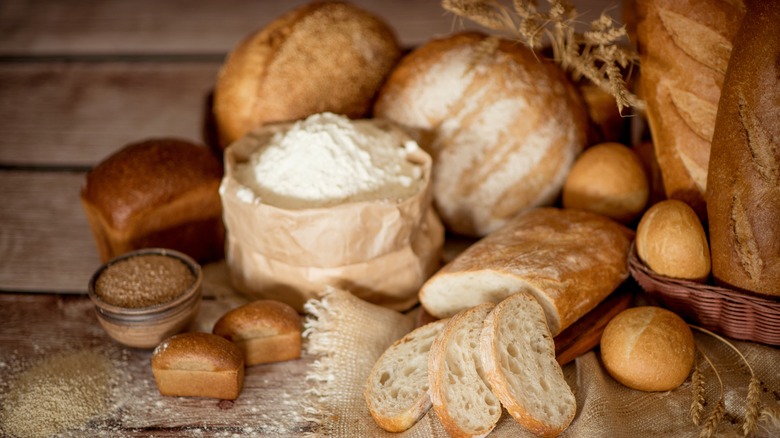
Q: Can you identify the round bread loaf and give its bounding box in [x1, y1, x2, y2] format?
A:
[374, 32, 588, 237]
[600, 306, 695, 392]
[563, 142, 649, 224]
[213, 1, 401, 149]
[636, 199, 711, 281]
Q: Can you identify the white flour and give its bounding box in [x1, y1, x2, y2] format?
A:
[236, 113, 424, 209]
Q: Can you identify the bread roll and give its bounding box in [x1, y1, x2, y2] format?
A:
[213, 1, 400, 149]
[600, 306, 695, 392]
[212, 300, 302, 366]
[420, 208, 633, 336]
[636, 200, 710, 281]
[374, 32, 588, 237]
[151, 332, 244, 400]
[635, 0, 745, 220]
[562, 142, 649, 224]
[80, 138, 225, 264]
[706, 0, 780, 297]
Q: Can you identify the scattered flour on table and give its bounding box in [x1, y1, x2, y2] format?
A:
[235, 112, 424, 209]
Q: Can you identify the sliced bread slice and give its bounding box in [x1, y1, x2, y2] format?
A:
[429, 303, 501, 438]
[481, 292, 576, 437]
[365, 318, 448, 432]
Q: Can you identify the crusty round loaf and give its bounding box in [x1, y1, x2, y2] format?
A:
[562, 142, 649, 224]
[212, 300, 302, 366]
[374, 32, 589, 237]
[600, 306, 695, 392]
[80, 138, 225, 263]
[151, 332, 244, 400]
[213, 1, 401, 149]
[636, 199, 711, 281]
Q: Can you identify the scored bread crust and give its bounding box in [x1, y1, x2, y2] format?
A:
[364, 319, 448, 433]
[420, 207, 633, 336]
[214, 1, 401, 149]
[480, 292, 576, 438]
[374, 32, 588, 237]
[428, 303, 501, 438]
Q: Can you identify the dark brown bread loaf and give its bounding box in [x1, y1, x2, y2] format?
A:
[706, 0, 780, 296]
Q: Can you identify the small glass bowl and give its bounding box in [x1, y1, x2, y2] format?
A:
[88, 248, 203, 349]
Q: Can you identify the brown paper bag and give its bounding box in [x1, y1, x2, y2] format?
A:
[220, 121, 444, 311]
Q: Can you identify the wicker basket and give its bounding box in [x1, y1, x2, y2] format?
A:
[628, 242, 780, 346]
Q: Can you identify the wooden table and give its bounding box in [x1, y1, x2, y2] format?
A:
[0, 1, 639, 436]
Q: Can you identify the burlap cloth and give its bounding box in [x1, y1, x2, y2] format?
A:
[302, 289, 780, 438]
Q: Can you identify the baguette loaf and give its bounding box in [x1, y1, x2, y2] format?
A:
[151, 332, 244, 400]
[428, 303, 501, 438]
[706, 0, 780, 296]
[212, 300, 302, 366]
[374, 32, 588, 237]
[481, 292, 575, 437]
[364, 319, 448, 433]
[420, 208, 633, 336]
[635, 0, 745, 220]
[213, 1, 400, 149]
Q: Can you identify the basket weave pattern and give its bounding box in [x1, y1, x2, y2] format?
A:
[628, 242, 780, 346]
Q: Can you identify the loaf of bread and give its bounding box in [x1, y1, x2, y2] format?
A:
[213, 1, 400, 149]
[600, 306, 695, 392]
[428, 303, 500, 438]
[212, 300, 302, 366]
[151, 332, 244, 400]
[636, 199, 710, 281]
[374, 32, 588, 237]
[562, 142, 649, 224]
[706, 0, 780, 296]
[80, 138, 225, 264]
[635, 0, 745, 220]
[364, 319, 448, 433]
[420, 208, 633, 336]
[481, 292, 576, 437]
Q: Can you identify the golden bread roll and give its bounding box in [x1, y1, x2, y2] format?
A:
[151, 332, 244, 400]
[636, 199, 711, 281]
[213, 300, 302, 366]
[375, 32, 588, 237]
[80, 138, 225, 263]
[600, 306, 695, 392]
[213, 1, 401, 149]
[563, 142, 649, 224]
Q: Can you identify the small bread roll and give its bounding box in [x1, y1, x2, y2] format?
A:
[600, 306, 695, 391]
[213, 1, 401, 149]
[563, 142, 649, 224]
[636, 199, 711, 281]
[213, 300, 302, 366]
[151, 332, 244, 400]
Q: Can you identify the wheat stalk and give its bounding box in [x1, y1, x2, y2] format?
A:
[696, 346, 725, 438]
[690, 357, 706, 426]
[442, 0, 644, 114]
[690, 325, 762, 437]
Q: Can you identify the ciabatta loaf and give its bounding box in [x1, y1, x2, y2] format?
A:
[364, 319, 448, 433]
[374, 32, 588, 237]
[635, 0, 745, 220]
[420, 208, 633, 336]
[428, 303, 501, 438]
[481, 292, 576, 437]
[706, 0, 780, 296]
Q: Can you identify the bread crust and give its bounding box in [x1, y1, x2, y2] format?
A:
[706, 0, 780, 296]
[375, 32, 588, 237]
[212, 300, 302, 365]
[151, 332, 244, 400]
[80, 138, 224, 263]
[636, 0, 745, 220]
[420, 208, 633, 335]
[213, 1, 401, 149]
